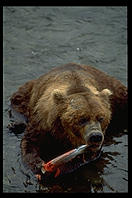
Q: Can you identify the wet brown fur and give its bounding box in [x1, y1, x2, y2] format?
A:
[10, 63, 127, 173]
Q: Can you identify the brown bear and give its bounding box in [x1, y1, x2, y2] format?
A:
[10, 63, 127, 176]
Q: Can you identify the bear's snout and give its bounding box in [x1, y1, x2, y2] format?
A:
[83, 122, 104, 150]
[88, 131, 103, 144]
[84, 130, 104, 150]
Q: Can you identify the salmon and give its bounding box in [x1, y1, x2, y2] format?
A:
[41, 144, 101, 179]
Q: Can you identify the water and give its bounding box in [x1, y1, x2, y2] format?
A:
[3, 7, 128, 193]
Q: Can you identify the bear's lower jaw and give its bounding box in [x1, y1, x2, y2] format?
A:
[83, 147, 102, 162]
[86, 143, 102, 152]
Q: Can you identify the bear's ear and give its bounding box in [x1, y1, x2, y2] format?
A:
[100, 89, 112, 97]
[52, 89, 66, 104]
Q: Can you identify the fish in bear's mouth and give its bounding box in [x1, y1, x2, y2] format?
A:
[41, 144, 102, 180]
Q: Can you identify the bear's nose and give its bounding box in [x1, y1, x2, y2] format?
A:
[89, 132, 103, 144]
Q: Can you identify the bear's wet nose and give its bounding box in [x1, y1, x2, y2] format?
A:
[89, 132, 103, 144]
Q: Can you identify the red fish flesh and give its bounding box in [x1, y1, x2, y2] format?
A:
[41, 144, 101, 179]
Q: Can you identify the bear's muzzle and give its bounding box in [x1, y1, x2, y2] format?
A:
[83, 122, 104, 151]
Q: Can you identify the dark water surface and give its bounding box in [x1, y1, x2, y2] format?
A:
[3, 7, 128, 193]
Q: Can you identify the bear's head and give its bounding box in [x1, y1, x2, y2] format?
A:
[35, 87, 112, 152]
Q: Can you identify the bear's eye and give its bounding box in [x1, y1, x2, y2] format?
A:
[98, 117, 104, 123]
[79, 118, 88, 125]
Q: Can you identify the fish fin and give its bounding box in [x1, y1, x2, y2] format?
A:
[54, 168, 61, 178]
